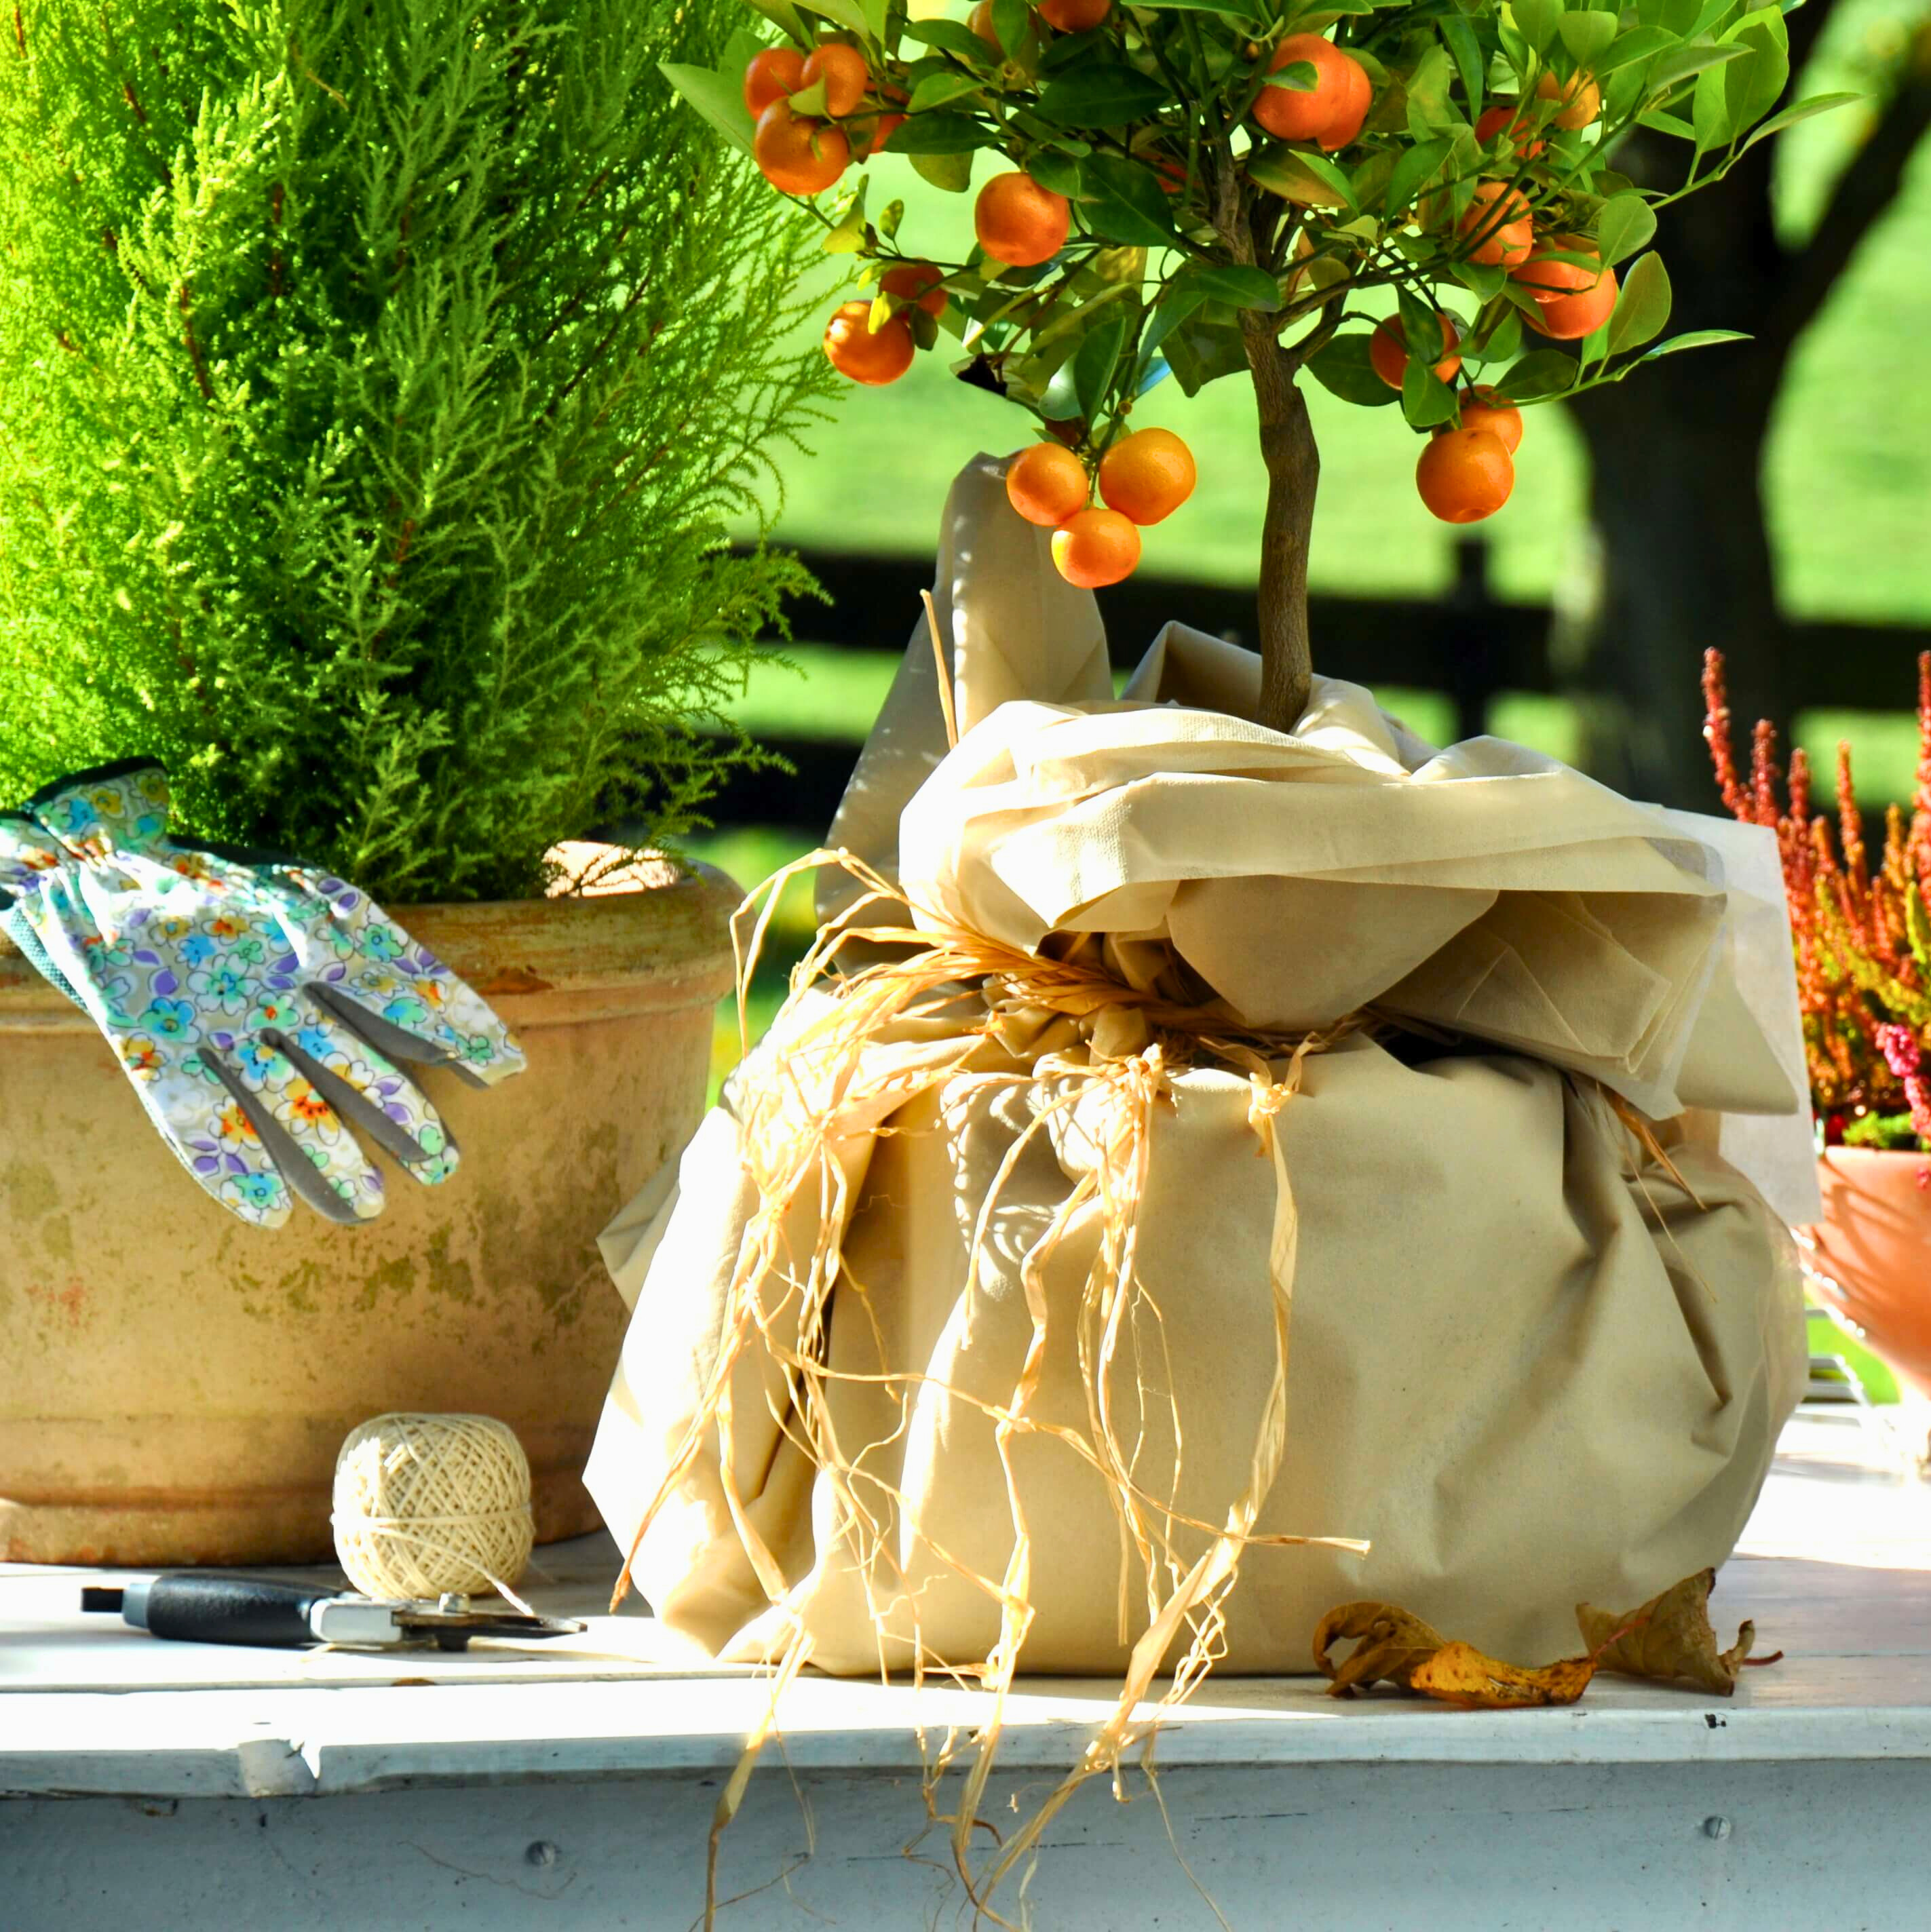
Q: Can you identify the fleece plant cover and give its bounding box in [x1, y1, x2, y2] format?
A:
[585, 455, 1808, 1699]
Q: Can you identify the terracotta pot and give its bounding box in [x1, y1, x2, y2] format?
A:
[1809, 1146, 1931, 1398]
[0, 863, 737, 1564]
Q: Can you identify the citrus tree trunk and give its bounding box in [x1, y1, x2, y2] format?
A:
[1246, 323, 1318, 735]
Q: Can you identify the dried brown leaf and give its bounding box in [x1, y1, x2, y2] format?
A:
[1312, 1600, 1448, 1697]
[1407, 1640, 1597, 1709]
[1575, 1567, 1776, 1696]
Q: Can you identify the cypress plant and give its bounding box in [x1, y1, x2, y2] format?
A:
[0, 0, 833, 901]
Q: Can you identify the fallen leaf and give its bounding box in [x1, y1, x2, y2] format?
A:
[1575, 1567, 1779, 1696]
[1407, 1640, 1597, 1709]
[1312, 1601, 1448, 1697]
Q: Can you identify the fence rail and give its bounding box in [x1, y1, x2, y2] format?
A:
[709, 539, 1931, 830]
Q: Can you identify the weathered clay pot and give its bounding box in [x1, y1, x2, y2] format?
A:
[1809, 1146, 1931, 1398]
[0, 863, 736, 1564]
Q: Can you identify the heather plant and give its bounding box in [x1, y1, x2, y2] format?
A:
[1704, 646, 1931, 1150]
[0, 0, 835, 903]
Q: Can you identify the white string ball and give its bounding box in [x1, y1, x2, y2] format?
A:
[331, 1412, 535, 1602]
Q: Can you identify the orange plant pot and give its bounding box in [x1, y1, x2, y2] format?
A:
[1809, 1146, 1931, 1398]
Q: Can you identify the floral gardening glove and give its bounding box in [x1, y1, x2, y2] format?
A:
[0, 762, 525, 1229]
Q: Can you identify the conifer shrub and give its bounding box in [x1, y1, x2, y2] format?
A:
[0, 0, 833, 902]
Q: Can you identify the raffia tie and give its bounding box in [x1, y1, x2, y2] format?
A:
[332, 1412, 536, 1612]
[623, 851, 1370, 1929]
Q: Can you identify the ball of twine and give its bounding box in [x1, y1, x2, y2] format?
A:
[331, 1412, 534, 1602]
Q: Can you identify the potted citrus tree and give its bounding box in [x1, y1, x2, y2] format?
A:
[664, 0, 1843, 732]
[1704, 648, 1931, 1400]
[0, 0, 832, 1562]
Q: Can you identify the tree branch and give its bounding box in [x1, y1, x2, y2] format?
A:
[1768, 27, 1931, 347]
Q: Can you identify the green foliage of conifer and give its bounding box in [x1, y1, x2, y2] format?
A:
[0, 0, 834, 900]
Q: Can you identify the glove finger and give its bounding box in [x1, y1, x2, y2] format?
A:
[195, 1043, 379, 1227]
[262, 1005, 461, 1187]
[145, 1055, 296, 1231]
[293, 874, 525, 1087]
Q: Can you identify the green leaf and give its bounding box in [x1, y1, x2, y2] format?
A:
[1510, 0, 1565, 56]
[1306, 334, 1400, 407]
[1162, 313, 1250, 396]
[1381, 135, 1453, 217]
[1646, 40, 1750, 96]
[1592, 25, 1681, 77]
[1172, 262, 1281, 311]
[909, 71, 984, 111]
[900, 20, 991, 60]
[1248, 144, 1356, 210]
[1402, 358, 1459, 428]
[1594, 191, 1656, 265]
[1036, 67, 1171, 124]
[1026, 148, 1084, 197]
[1452, 258, 1506, 301]
[788, 75, 832, 116]
[1497, 347, 1580, 400]
[1607, 249, 1671, 352]
[885, 113, 992, 153]
[658, 62, 757, 156]
[1636, 107, 1698, 138]
[879, 197, 905, 237]
[744, 0, 811, 45]
[1723, 7, 1789, 134]
[1738, 90, 1862, 153]
[1691, 57, 1736, 149]
[1639, 327, 1751, 358]
[1438, 16, 1485, 123]
[1397, 285, 1442, 358]
[796, 0, 868, 32]
[1144, 280, 1211, 355]
[1558, 8, 1618, 64]
[912, 149, 976, 191]
[993, 0, 1031, 56]
[1404, 44, 1455, 125]
[1079, 154, 1179, 246]
[1472, 302, 1523, 364]
[821, 180, 868, 252]
[1073, 308, 1131, 419]
[1264, 60, 1322, 92]
[862, 0, 891, 44]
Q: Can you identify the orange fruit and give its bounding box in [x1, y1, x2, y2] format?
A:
[1006, 442, 1090, 526]
[823, 301, 915, 385]
[976, 172, 1071, 267]
[1051, 507, 1141, 587]
[1098, 427, 1196, 526]
[1474, 102, 1546, 157]
[1041, 0, 1110, 26]
[1253, 35, 1354, 142]
[1523, 264, 1618, 339]
[1369, 312, 1461, 389]
[1510, 231, 1601, 301]
[969, 0, 1001, 46]
[1318, 54, 1373, 152]
[800, 43, 868, 117]
[881, 262, 949, 317]
[1458, 182, 1532, 267]
[743, 47, 805, 117]
[754, 99, 849, 196]
[849, 110, 905, 157]
[1416, 427, 1514, 524]
[1535, 69, 1600, 130]
[1458, 385, 1523, 454]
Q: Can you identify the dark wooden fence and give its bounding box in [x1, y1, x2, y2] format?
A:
[710, 537, 1931, 829]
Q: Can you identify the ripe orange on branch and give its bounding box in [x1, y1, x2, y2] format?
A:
[1416, 427, 1514, 524]
[1510, 232, 1602, 300]
[1457, 182, 1532, 268]
[881, 263, 949, 317]
[1474, 102, 1546, 157]
[1523, 265, 1618, 339]
[1458, 386, 1523, 454]
[1370, 312, 1461, 389]
[1318, 52, 1373, 151]
[754, 99, 848, 196]
[1052, 507, 1141, 587]
[1041, 0, 1111, 28]
[976, 172, 1071, 267]
[742, 47, 805, 117]
[1253, 35, 1361, 144]
[1535, 69, 1601, 130]
[1098, 427, 1196, 526]
[823, 301, 915, 385]
[800, 43, 868, 117]
[1006, 442, 1090, 527]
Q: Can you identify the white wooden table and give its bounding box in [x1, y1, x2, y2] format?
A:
[5, 1407, 1930, 1931]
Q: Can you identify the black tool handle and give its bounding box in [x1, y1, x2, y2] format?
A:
[123, 1574, 332, 1646]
